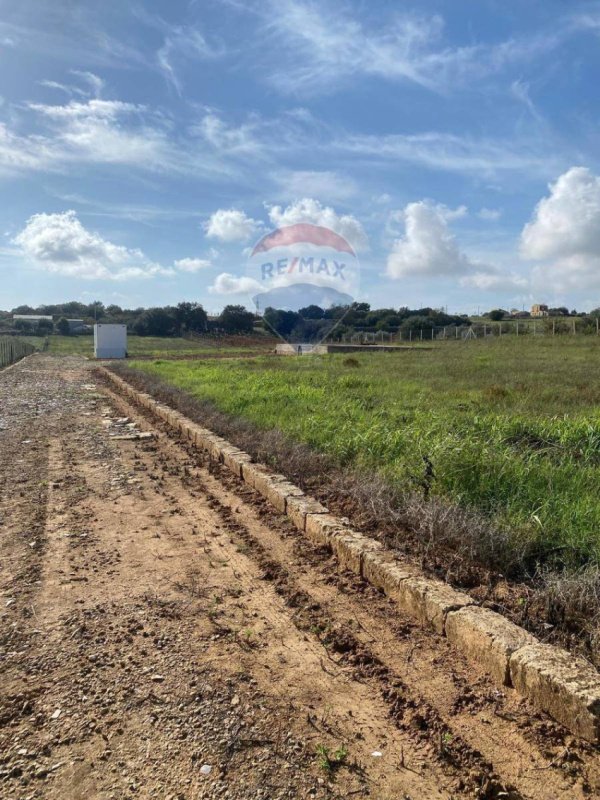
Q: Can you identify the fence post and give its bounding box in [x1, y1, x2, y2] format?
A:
[533, 321, 536, 336]
[553, 320, 556, 336]
[420, 329, 423, 341]
[573, 318, 576, 335]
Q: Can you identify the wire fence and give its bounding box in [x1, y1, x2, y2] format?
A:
[0, 336, 36, 369]
[338, 318, 600, 345]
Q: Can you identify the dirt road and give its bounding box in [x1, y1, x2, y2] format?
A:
[1, 355, 599, 800]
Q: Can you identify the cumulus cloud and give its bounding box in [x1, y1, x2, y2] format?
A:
[174, 257, 212, 272]
[209, 272, 261, 294]
[386, 201, 472, 278]
[13, 210, 171, 280]
[385, 200, 523, 291]
[521, 167, 600, 292]
[521, 167, 600, 260]
[266, 198, 368, 251]
[205, 208, 262, 242]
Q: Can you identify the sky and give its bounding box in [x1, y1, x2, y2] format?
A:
[1, 0, 600, 314]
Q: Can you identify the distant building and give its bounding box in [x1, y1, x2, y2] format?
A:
[531, 304, 549, 317]
[510, 309, 530, 318]
[66, 319, 87, 333]
[13, 314, 53, 324]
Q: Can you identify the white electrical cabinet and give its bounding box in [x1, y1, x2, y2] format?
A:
[94, 324, 127, 359]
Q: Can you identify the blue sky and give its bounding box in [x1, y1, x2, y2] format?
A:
[2, 0, 600, 313]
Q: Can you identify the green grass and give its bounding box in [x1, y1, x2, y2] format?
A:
[26, 335, 264, 357]
[131, 337, 600, 566]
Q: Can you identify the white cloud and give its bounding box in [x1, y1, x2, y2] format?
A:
[39, 80, 87, 98]
[158, 28, 224, 95]
[477, 207, 502, 221]
[28, 99, 171, 167]
[373, 193, 392, 205]
[70, 71, 105, 98]
[266, 198, 368, 251]
[521, 167, 600, 260]
[510, 79, 544, 123]
[521, 167, 600, 292]
[272, 170, 358, 202]
[209, 272, 261, 295]
[0, 122, 55, 173]
[460, 271, 528, 291]
[385, 200, 523, 292]
[0, 98, 232, 178]
[40, 72, 105, 100]
[13, 210, 172, 281]
[261, 1, 562, 96]
[195, 112, 263, 156]
[386, 201, 472, 278]
[334, 130, 559, 178]
[205, 208, 262, 242]
[174, 257, 212, 272]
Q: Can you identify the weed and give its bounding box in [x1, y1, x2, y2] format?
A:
[315, 743, 348, 773]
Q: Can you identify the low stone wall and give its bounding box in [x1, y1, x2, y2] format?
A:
[99, 366, 600, 743]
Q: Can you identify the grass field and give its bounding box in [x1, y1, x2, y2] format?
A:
[131, 337, 600, 569]
[26, 334, 270, 357]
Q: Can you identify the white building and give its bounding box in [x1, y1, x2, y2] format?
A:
[94, 324, 127, 359]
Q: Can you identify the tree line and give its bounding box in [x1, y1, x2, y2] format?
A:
[264, 304, 470, 341]
[1, 300, 474, 340]
[0, 302, 256, 337]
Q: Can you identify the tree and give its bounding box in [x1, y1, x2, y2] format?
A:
[56, 317, 71, 336]
[174, 302, 208, 334]
[36, 319, 53, 335]
[133, 307, 177, 336]
[399, 315, 432, 332]
[218, 305, 255, 334]
[14, 319, 33, 333]
[487, 309, 506, 321]
[264, 307, 299, 337]
[375, 313, 402, 332]
[298, 305, 324, 319]
[106, 304, 123, 316]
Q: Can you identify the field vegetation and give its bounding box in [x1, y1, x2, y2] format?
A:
[131, 337, 600, 571]
[27, 334, 273, 358]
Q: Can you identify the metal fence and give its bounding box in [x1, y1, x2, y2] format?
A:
[0, 336, 36, 369]
[338, 318, 600, 345]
